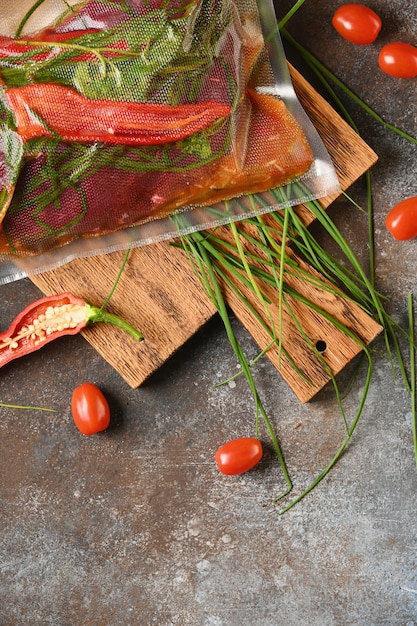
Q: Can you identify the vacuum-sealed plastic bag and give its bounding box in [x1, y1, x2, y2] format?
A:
[0, 0, 340, 282]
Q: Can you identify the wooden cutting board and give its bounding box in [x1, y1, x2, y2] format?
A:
[30, 65, 381, 402]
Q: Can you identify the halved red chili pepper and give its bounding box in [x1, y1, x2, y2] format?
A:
[4, 83, 231, 146]
[0, 292, 143, 367]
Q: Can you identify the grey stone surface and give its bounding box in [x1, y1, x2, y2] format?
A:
[1, 1, 417, 624]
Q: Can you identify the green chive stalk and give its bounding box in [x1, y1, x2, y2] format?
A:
[0, 402, 56, 412]
[408, 295, 417, 469]
[180, 229, 293, 499]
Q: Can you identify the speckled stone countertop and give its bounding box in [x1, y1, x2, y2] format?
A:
[1, 1, 416, 625]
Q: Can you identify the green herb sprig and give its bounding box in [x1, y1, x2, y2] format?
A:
[0, 401, 56, 411]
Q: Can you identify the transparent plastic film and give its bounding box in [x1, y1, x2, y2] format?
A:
[0, 0, 340, 283]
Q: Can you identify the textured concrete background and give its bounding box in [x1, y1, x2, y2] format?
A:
[1, 1, 417, 624]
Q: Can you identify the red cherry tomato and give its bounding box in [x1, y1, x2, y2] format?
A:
[332, 4, 382, 45]
[385, 197, 417, 241]
[71, 382, 111, 436]
[378, 43, 417, 78]
[215, 437, 263, 475]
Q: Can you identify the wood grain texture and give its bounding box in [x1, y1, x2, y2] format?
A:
[215, 227, 381, 401]
[31, 244, 216, 388]
[31, 66, 380, 400]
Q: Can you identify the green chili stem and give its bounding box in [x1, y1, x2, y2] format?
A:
[86, 303, 143, 342]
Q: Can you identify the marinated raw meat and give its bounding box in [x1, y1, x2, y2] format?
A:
[0, 0, 313, 256]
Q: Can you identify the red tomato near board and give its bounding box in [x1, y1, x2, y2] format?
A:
[385, 197, 417, 241]
[331, 4, 382, 44]
[215, 437, 263, 475]
[71, 382, 111, 435]
[378, 43, 417, 78]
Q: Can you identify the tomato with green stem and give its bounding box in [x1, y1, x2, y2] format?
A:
[71, 382, 111, 436]
[386, 197, 417, 240]
[215, 437, 263, 475]
[378, 43, 417, 78]
[331, 4, 382, 45]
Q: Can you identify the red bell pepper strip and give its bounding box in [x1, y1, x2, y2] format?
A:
[4, 83, 231, 146]
[0, 292, 143, 368]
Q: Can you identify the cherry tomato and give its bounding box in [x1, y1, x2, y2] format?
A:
[378, 43, 417, 78]
[385, 197, 417, 241]
[71, 382, 111, 436]
[331, 4, 382, 45]
[215, 437, 263, 475]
